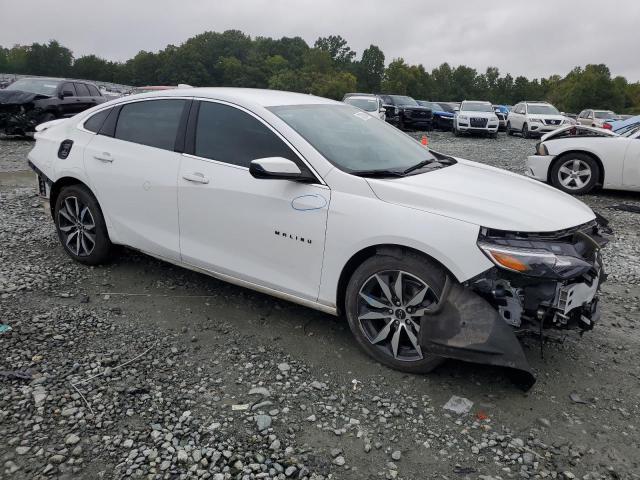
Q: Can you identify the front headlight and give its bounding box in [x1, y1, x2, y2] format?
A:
[458, 115, 468, 120]
[535, 142, 549, 155]
[529, 118, 542, 123]
[478, 241, 593, 279]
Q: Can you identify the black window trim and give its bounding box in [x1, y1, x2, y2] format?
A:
[183, 98, 326, 186]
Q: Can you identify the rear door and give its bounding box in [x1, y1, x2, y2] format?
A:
[83, 98, 189, 260]
[73, 83, 95, 112]
[177, 100, 330, 301]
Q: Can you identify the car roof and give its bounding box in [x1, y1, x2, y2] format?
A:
[137, 87, 339, 108]
[345, 95, 378, 100]
[462, 100, 491, 104]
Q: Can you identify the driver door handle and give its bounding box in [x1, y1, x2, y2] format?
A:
[182, 172, 209, 184]
[93, 152, 113, 163]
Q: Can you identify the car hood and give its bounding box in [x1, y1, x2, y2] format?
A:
[540, 125, 617, 141]
[0, 89, 51, 105]
[366, 159, 595, 232]
[528, 114, 565, 121]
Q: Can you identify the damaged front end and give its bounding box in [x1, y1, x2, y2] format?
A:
[0, 90, 49, 135]
[420, 218, 610, 389]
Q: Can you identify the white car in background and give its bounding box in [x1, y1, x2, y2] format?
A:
[453, 100, 500, 138]
[27, 88, 610, 387]
[507, 101, 570, 138]
[343, 94, 386, 120]
[527, 124, 640, 194]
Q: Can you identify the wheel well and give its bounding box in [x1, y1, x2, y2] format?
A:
[335, 244, 455, 317]
[548, 151, 605, 186]
[49, 177, 89, 218]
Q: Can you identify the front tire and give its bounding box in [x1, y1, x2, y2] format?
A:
[54, 184, 112, 265]
[345, 250, 446, 374]
[522, 123, 530, 138]
[507, 121, 513, 135]
[550, 154, 599, 195]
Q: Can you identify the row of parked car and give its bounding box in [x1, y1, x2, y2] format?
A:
[341, 92, 635, 140]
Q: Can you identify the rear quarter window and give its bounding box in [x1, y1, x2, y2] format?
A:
[83, 109, 111, 133]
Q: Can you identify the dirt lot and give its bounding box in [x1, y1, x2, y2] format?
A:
[1, 132, 639, 480]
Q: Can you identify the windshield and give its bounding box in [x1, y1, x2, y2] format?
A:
[6, 78, 59, 96]
[438, 103, 456, 113]
[527, 104, 560, 115]
[615, 122, 640, 135]
[594, 111, 618, 119]
[621, 125, 640, 138]
[345, 97, 378, 112]
[418, 101, 445, 111]
[390, 96, 418, 106]
[461, 102, 493, 112]
[269, 104, 436, 173]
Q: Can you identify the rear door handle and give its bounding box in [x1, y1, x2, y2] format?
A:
[182, 172, 209, 184]
[93, 152, 113, 163]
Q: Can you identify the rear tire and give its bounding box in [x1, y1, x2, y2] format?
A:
[345, 250, 446, 374]
[549, 153, 599, 195]
[54, 184, 112, 265]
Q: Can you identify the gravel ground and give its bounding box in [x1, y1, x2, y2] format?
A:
[1, 132, 639, 480]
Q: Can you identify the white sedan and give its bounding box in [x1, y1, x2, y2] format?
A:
[28, 88, 610, 387]
[526, 125, 640, 194]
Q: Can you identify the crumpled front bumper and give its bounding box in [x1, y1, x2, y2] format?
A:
[418, 218, 609, 390]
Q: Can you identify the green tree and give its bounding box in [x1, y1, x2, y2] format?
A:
[314, 35, 355, 66]
[357, 45, 385, 92]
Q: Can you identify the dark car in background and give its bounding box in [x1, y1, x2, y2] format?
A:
[493, 105, 510, 131]
[379, 94, 433, 131]
[417, 100, 454, 130]
[0, 77, 105, 135]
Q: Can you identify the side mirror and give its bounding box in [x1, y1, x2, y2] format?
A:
[249, 157, 315, 182]
[62, 90, 74, 98]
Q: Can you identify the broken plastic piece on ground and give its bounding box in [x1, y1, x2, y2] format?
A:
[443, 395, 474, 414]
[0, 370, 32, 381]
[475, 411, 489, 421]
[569, 392, 589, 404]
[0, 324, 11, 334]
[232, 404, 250, 411]
[608, 204, 640, 214]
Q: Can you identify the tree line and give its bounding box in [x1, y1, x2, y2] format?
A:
[1, 32, 639, 113]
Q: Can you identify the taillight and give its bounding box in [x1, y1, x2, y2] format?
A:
[58, 139, 73, 159]
[603, 123, 612, 130]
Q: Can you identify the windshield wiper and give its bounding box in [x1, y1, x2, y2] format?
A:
[351, 169, 406, 178]
[403, 158, 437, 174]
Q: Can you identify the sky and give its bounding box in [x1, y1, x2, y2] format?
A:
[1, 0, 639, 81]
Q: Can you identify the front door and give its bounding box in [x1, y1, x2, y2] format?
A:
[83, 98, 188, 260]
[178, 100, 329, 301]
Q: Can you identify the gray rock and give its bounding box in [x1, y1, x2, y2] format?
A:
[255, 414, 272, 431]
[333, 455, 345, 466]
[65, 433, 80, 445]
[391, 450, 401, 461]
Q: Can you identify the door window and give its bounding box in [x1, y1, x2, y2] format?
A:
[75, 83, 91, 96]
[115, 100, 186, 151]
[61, 83, 76, 96]
[87, 84, 101, 97]
[194, 101, 299, 168]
